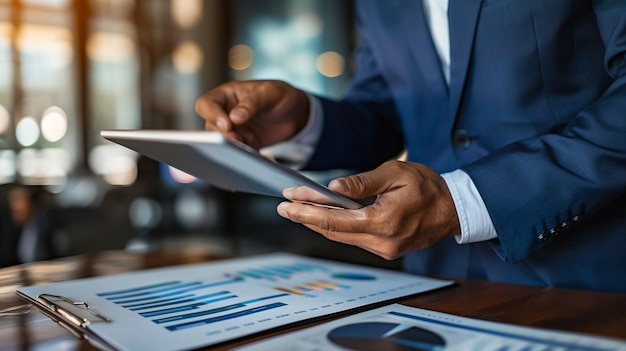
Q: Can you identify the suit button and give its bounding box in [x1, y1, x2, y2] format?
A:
[549, 227, 558, 237]
[452, 129, 471, 149]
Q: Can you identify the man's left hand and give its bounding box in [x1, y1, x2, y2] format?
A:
[277, 160, 461, 260]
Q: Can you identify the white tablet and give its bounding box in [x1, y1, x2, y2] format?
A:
[100, 129, 363, 210]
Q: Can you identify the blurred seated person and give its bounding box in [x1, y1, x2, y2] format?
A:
[0, 185, 65, 267]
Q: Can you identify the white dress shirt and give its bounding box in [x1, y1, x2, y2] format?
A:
[263, 0, 498, 244]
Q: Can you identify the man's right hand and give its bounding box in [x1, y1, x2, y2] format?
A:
[195, 80, 310, 150]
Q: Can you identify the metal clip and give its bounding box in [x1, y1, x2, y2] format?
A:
[37, 293, 111, 328]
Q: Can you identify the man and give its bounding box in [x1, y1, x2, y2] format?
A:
[196, 0, 626, 293]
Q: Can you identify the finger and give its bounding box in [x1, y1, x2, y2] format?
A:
[277, 201, 406, 260]
[196, 83, 263, 130]
[196, 90, 233, 132]
[227, 81, 288, 126]
[229, 96, 258, 125]
[277, 201, 372, 234]
[328, 161, 403, 199]
[328, 173, 382, 199]
[282, 186, 351, 208]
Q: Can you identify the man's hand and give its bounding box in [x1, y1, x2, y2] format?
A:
[195, 80, 310, 149]
[277, 160, 461, 260]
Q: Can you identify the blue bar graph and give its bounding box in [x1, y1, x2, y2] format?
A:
[128, 291, 232, 311]
[138, 296, 238, 317]
[122, 294, 196, 309]
[97, 281, 182, 297]
[105, 281, 204, 300]
[228, 262, 331, 282]
[165, 302, 288, 332]
[93, 260, 376, 333]
[104, 278, 243, 304]
[153, 293, 289, 324]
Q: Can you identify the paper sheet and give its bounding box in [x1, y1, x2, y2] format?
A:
[233, 303, 626, 351]
[17, 253, 453, 351]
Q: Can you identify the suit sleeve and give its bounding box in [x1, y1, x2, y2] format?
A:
[463, 1, 626, 262]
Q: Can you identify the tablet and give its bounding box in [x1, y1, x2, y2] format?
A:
[100, 129, 363, 210]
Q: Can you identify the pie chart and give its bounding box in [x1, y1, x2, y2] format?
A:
[327, 322, 446, 351]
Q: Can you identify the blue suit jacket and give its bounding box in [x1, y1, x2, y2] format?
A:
[305, 0, 626, 293]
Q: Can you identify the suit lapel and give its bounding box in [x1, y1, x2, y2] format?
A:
[405, 1, 448, 99]
[448, 0, 483, 120]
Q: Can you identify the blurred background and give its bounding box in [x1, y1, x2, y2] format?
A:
[0, 0, 401, 269]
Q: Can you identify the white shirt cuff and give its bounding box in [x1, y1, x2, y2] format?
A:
[260, 94, 323, 169]
[441, 169, 498, 244]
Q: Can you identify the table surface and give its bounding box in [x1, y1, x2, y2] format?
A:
[1, 249, 625, 350]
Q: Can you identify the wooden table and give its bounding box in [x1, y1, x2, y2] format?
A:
[1, 249, 625, 350]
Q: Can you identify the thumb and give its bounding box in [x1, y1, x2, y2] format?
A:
[328, 168, 391, 200]
[229, 95, 262, 125]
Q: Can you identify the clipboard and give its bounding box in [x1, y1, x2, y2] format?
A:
[16, 253, 454, 351]
[100, 129, 364, 210]
[16, 292, 116, 350]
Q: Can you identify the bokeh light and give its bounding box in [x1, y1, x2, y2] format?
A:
[291, 13, 323, 38]
[316, 51, 344, 78]
[89, 144, 139, 186]
[0, 150, 15, 184]
[174, 189, 206, 230]
[15, 148, 70, 185]
[16, 148, 37, 177]
[171, 0, 203, 29]
[129, 197, 163, 229]
[256, 24, 288, 58]
[102, 155, 138, 186]
[41, 106, 68, 142]
[87, 31, 136, 63]
[16, 116, 40, 147]
[228, 44, 254, 71]
[172, 40, 204, 74]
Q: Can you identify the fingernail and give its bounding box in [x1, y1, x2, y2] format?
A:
[231, 107, 248, 121]
[216, 118, 227, 130]
[277, 202, 288, 218]
[330, 178, 350, 192]
[282, 187, 294, 198]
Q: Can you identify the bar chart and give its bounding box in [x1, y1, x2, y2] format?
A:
[96, 260, 377, 332]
